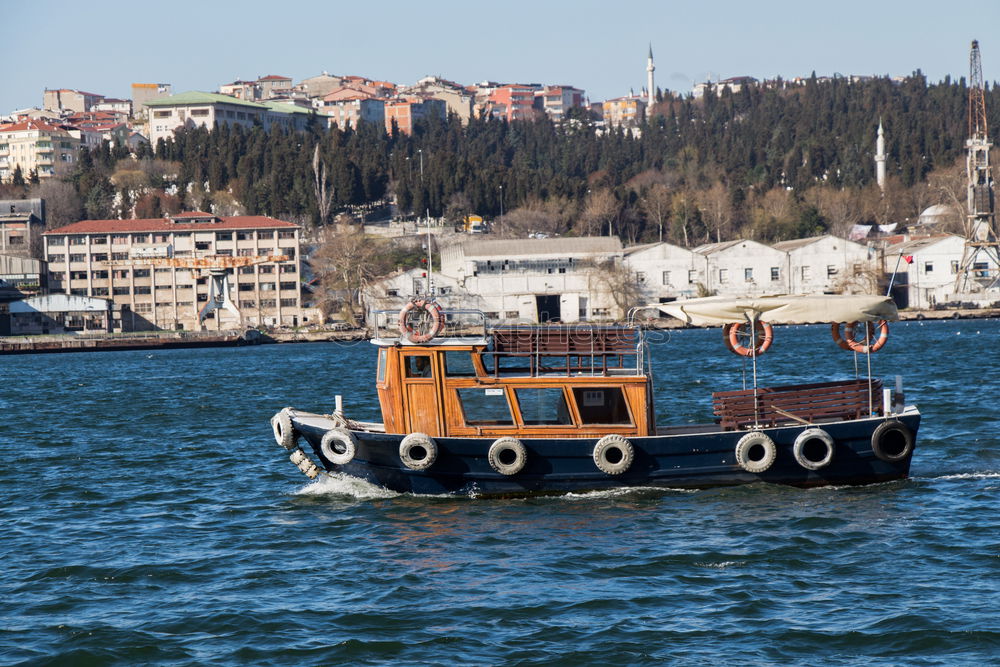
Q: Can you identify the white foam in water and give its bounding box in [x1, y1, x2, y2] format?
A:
[930, 471, 1000, 480]
[694, 561, 746, 569]
[561, 486, 697, 500]
[295, 472, 401, 499]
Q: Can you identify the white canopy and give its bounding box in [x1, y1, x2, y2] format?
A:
[650, 294, 898, 326]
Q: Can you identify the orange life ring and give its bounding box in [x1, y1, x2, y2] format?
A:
[841, 320, 888, 354]
[722, 323, 738, 353]
[830, 322, 854, 351]
[726, 320, 773, 357]
[398, 299, 444, 343]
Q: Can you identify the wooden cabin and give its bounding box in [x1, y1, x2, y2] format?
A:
[373, 321, 655, 439]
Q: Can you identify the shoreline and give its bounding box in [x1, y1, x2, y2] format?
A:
[2, 307, 997, 355]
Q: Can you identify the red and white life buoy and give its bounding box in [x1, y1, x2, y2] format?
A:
[398, 299, 444, 343]
[726, 320, 773, 357]
[831, 321, 889, 354]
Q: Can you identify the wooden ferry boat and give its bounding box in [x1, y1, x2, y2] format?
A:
[271, 294, 920, 496]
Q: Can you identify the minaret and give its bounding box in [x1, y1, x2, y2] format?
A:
[875, 118, 886, 191]
[646, 44, 656, 106]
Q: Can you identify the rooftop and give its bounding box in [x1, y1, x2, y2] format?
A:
[457, 236, 622, 258]
[44, 214, 299, 235]
[144, 91, 271, 110]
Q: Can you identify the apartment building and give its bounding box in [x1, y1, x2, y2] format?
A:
[401, 77, 475, 124]
[384, 98, 446, 135]
[144, 91, 315, 145]
[132, 83, 172, 111]
[43, 212, 304, 331]
[537, 86, 585, 120]
[0, 119, 82, 181]
[485, 84, 541, 122]
[42, 89, 104, 113]
[602, 96, 646, 127]
[773, 235, 873, 294]
[322, 97, 385, 129]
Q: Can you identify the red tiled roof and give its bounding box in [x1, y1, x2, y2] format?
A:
[0, 119, 68, 133]
[44, 215, 299, 235]
[258, 75, 292, 81]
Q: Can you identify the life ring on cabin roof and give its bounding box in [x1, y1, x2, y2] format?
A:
[398, 299, 444, 343]
[831, 321, 889, 354]
[726, 321, 773, 357]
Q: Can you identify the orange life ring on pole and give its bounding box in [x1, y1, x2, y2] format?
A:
[726, 320, 773, 357]
[398, 299, 444, 343]
[722, 323, 738, 353]
[831, 321, 889, 353]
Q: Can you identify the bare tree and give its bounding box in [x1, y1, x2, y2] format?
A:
[697, 181, 733, 243]
[802, 185, 864, 237]
[313, 144, 334, 227]
[640, 182, 672, 242]
[31, 179, 82, 228]
[585, 258, 643, 319]
[581, 188, 619, 236]
[312, 227, 390, 323]
[500, 196, 573, 238]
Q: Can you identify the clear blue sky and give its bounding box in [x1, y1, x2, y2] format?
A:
[3, 0, 999, 113]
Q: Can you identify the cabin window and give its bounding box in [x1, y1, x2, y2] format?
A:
[443, 351, 476, 377]
[515, 388, 572, 426]
[456, 388, 513, 426]
[377, 349, 387, 383]
[404, 355, 433, 378]
[572, 387, 631, 424]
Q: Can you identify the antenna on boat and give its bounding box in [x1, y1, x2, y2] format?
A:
[426, 209, 433, 296]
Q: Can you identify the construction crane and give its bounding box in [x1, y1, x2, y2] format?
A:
[105, 252, 289, 325]
[955, 39, 1000, 293]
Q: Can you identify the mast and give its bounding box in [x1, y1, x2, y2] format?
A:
[955, 39, 1000, 293]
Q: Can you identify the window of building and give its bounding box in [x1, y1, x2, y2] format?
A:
[112, 252, 128, 260]
[195, 241, 211, 250]
[571, 387, 631, 424]
[744, 268, 753, 282]
[278, 231, 295, 239]
[951, 260, 959, 274]
[280, 298, 296, 307]
[259, 265, 274, 274]
[636, 271, 647, 284]
[50, 272, 65, 281]
[190, 109, 209, 117]
[49, 236, 65, 246]
[515, 388, 572, 426]
[770, 267, 780, 281]
[134, 269, 150, 278]
[924, 261, 933, 274]
[279, 281, 296, 291]
[238, 283, 254, 292]
[91, 253, 108, 262]
[661, 271, 671, 285]
[260, 282, 276, 291]
[216, 250, 232, 257]
[134, 286, 151, 295]
[113, 286, 130, 295]
[280, 265, 296, 273]
[92, 270, 108, 279]
[236, 231, 253, 241]
[240, 300, 257, 308]
[47, 254, 62, 263]
[239, 266, 255, 274]
[69, 254, 85, 262]
[801, 266, 812, 280]
[260, 299, 276, 308]
[238, 248, 254, 257]
[719, 268, 729, 283]
[112, 235, 128, 244]
[132, 235, 148, 243]
[134, 303, 152, 313]
[152, 234, 168, 243]
[456, 387, 513, 426]
[69, 236, 86, 245]
[216, 232, 233, 241]
[91, 236, 107, 245]
[153, 111, 171, 118]
[113, 270, 130, 279]
[827, 265, 838, 277]
[70, 271, 87, 280]
[258, 247, 273, 256]
[92, 287, 108, 296]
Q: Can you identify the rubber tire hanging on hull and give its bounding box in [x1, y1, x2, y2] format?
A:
[488, 437, 528, 475]
[871, 420, 914, 463]
[593, 434, 634, 475]
[321, 429, 359, 465]
[735, 431, 777, 473]
[793, 428, 836, 471]
[399, 432, 438, 470]
[271, 408, 297, 450]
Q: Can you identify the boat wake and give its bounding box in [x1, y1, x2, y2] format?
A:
[295, 472, 401, 499]
[560, 486, 698, 500]
[925, 471, 1000, 481]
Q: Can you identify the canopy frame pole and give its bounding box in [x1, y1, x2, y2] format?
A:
[865, 323, 874, 415]
[750, 313, 760, 428]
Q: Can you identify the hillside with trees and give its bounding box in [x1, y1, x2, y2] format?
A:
[6, 72, 997, 247]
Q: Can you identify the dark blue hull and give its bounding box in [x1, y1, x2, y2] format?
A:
[290, 410, 921, 497]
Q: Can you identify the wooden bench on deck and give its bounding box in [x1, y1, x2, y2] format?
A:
[712, 378, 883, 431]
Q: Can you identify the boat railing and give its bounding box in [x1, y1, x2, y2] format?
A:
[487, 324, 645, 377]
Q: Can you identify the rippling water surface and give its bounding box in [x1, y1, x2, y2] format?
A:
[2, 319, 998, 665]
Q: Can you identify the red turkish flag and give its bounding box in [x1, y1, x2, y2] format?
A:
[903, 255, 914, 264]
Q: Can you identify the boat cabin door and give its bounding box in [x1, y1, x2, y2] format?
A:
[400, 351, 443, 436]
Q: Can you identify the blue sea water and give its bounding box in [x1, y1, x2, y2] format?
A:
[1, 319, 998, 665]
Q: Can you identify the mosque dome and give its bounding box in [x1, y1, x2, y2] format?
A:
[917, 204, 960, 226]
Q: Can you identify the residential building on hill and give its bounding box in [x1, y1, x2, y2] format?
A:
[384, 98, 446, 135]
[42, 89, 104, 114]
[296, 73, 344, 99]
[400, 77, 475, 124]
[602, 95, 646, 127]
[772, 235, 873, 294]
[537, 86, 585, 120]
[143, 91, 315, 145]
[322, 97, 385, 129]
[484, 84, 542, 122]
[694, 239, 789, 296]
[43, 212, 305, 331]
[0, 119, 82, 181]
[0, 198, 46, 259]
[131, 83, 172, 112]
